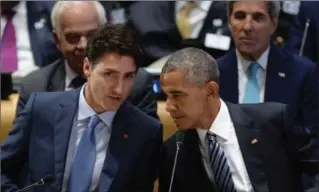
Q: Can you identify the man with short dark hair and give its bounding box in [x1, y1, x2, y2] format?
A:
[158, 47, 318, 192]
[1, 24, 163, 192]
[17, 1, 158, 119]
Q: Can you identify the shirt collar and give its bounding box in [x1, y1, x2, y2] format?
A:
[13, 1, 26, 14]
[78, 84, 117, 127]
[65, 60, 79, 89]
[236, 46, 270, 73]
[197, 99, 232, 146]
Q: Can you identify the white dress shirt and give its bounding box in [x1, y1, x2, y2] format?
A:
[175, 1, 213, 39]
[64, 61, 79, 91]
[62, 85, 117, 192]
[1, 1, 38, 78]
[197, 99, 254, 192]
[236, 47, 270, 103]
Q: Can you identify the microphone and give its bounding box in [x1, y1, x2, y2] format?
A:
[299, 18, 311, 56]
[168, 131, 184, 192]
[15, 174, 54, 192]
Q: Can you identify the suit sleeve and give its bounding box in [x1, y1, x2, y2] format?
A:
[282, 105, 319, 177]
[1, 93, 36, 191]
[135, 124, 163, 192]
[300, 62, 318, 135]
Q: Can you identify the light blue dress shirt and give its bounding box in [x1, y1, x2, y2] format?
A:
[62, 85, 117, 192]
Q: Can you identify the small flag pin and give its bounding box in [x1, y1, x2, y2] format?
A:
[278, 72, 286, 78]
[251, 139, 258, 144]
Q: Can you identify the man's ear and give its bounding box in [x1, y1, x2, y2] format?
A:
[206, 81, 219, 98]
[52, 30, 61, 51]
[83, 57, 91, 79]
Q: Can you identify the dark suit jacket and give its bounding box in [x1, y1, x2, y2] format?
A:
[217, 44, 318, 134]
[17, 59, 158, 118]
[285, 1, 319, 64]
[158, 102, 318, 192]
[26, 1, 62, 67]
[127, 1, 232, 66]
[1, 89, 163, 192]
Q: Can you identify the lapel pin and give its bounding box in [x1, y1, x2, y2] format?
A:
[34, 18, 46, 29]
[124, 133, 128, 139]
[251, 138, 258, 144]
[278, 72, 286, 78]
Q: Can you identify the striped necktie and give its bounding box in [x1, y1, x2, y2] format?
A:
[207, 131, 236, 192]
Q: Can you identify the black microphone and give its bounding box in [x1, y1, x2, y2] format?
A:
[168, 131, 184, 192]
[15, 174, 54, 192]
[299, 18, 311, 56]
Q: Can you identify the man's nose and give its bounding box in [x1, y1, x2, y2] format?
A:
[243, 16, 254, 32]
[77, 36, 88, 49]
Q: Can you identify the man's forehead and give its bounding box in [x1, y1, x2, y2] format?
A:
[232, 1, 268, 13]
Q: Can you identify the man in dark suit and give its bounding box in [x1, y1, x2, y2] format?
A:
[127, 1, 233, 66]
[285, 1, 319, 65]
[217, 1, 318, 135]
[158, 47, 318, 192]
[17, 1, 158, 118]
[1, 24, 163, 192]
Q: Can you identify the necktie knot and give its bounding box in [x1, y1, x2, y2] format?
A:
[182, 2, 197, 12]
[248, 62, 260, 77]
[71, 76, 86, 88]
[206, 131, 217, 142]
[2, 10, 15, 20]
[88, 115, 100, 129]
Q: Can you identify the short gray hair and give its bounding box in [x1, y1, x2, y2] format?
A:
[227, 1, 281, 20]
[162, 47, 219, 85]
[51, 1, 107, 35]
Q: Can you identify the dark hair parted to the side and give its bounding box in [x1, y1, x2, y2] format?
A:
[85, 24, 143, 67]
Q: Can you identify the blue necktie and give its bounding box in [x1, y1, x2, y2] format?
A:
[68, 115, 101, 192]
[243, 62, 260, 103]
[207, 132, 236, 192]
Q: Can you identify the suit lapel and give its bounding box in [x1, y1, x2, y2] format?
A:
[99, 102, 132, 192]
[48, 59, 66, 92]
[226, 103, 269, 192]
[219, 49, 239, 103]
[51, 89, 80, 191]
[264, 45, 291, 103]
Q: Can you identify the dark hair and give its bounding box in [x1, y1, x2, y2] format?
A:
[86, 24, 143, 67]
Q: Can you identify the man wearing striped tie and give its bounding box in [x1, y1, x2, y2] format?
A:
[158, 47, 318, 192]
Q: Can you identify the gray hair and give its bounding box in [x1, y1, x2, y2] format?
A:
[51, 1, 107, 35]
[227, 1, 281, 20]
[162, 47, 219, 85]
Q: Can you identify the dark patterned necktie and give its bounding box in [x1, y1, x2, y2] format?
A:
[206, 131, 236, 192]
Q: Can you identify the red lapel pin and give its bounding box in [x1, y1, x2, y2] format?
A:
[124, 133, 128, 139]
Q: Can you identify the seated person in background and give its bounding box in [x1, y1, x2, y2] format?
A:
[285, 1, 319, 65]
[17, 1, 158, 118]
[158, 47, 318, 192]
[1, 24, 163, 192]
[127, 1, 233, 66]
[217, 1, 318, 136]
[1, 1, 62, 80]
